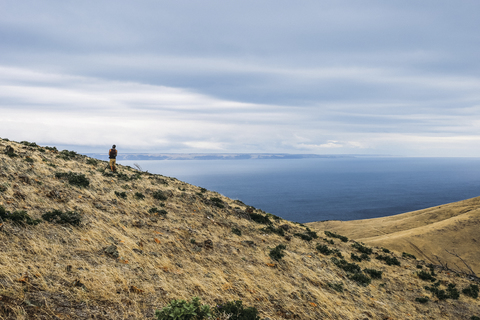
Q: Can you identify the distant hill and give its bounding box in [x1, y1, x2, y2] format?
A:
[308, 197, 480, 275]
[0, 138, 479, 319]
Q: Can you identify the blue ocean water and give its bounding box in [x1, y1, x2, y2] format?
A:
[118, 157, 480, 223]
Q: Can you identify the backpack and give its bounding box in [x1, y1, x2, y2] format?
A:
[109, 149, 117, 158]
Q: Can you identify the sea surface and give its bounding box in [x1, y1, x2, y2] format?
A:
[118, 157, 480, 223]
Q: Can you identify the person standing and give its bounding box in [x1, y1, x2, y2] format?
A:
[109, 145, 117, 172]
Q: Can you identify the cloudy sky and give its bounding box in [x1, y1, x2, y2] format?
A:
[1, 1, 480, 156]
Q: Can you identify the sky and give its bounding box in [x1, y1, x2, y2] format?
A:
[1, 1, 480, 156]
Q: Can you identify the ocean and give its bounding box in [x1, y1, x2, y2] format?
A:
[118, 157, 480, 223]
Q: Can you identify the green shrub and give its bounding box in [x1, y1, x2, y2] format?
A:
[249, 213, 271, 224]
[348, 272, 371, 287]
[266, 213, 282, 221]
[331, 257, 361, 274]
[324, 231, 348, 242]
[44, 146, 57, 152]
[20, 141, 37, 147]
[155, 296, 211, 320]
[210, 197, 225, 208]
[327, 281, 344, 293]
[116, 172, 131, 181]
[261, 225, 284, 236]
[447, 283, 460, 300]
[269, 244, 286, 261]
[153, 190, 168, 201]
[425, 281, 459, 300]
[417, 270, 436, 282]
[55, 172, 90, 188]
[316, 244, 333, 255]
[232, 227, 242, 236]
[0, 185, 7, 192]
[463, 284, 479, 299]
[364, 268, 383, 279]
[149, 208, 168, 216]
[323, 238, 334, 245]
[115, 191, 127, 199]
[352, 242, 372, 255]
[350, 253, 363, 262]
[381, 248, 390, 253]
[214, 300, 261, 320]
[376, 254, 400, 266]
[86, 158, 98, 166]
[24, 157, 34, 163]
[57, 149, 78, 160]
[200, 187, 207, 193]
[471, 316, 480, 320]
[415, 297, 429, 304]
[41, 209, 81, 226]
[134, 192, 145, 200]
[0, 206, 41, 226]
[402, 252, 416, 260]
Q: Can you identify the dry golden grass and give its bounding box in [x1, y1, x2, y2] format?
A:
[308, 197, 480, 276]
[0, 139, 479, 319]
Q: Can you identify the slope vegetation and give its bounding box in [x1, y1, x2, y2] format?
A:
[0, 138, 479, 319]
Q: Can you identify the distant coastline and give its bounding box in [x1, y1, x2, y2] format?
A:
[85, 153, 378, 161]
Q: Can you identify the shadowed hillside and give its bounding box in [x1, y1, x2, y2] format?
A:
[0, 138, 479, 319]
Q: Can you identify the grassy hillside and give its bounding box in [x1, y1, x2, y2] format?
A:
[0, 138, 479, 319]
[308, 197, 480, 276]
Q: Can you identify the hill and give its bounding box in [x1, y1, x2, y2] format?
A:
[308, 197, 480, 276]
[0, 138, 479, 319]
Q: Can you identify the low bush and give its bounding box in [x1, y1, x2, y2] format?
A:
[415, 297, 429, 304]
[210, 197, 225, 208]
[261, 225, 284, 236]
[149, 208, 168, 216]
[417, 270, 436, 282]
[86, 158, 98, 166]
[327, 281, 344, 293]
[155, 296, 211, 320]
[352, 242, 372, 255]
[20, 141, 38, 147]
[425, 282, 460, 300]
[55, 172, 90, 188]
[0, 206, 41, 226]
[232, 227, 242, 236]
[153, 190, 168, 201]
[324, 231, 348, 242]
[381, 248, 390, 253]
[472, 316, 480, 320]
[364, 268, 383, 279]
[463, 284, 479, 299]
[24, 157, 34, 163]
[376, 254, 400, 266]
[269, 244, 286, 261]
[134, 192, 145, 200]
[402, 252, 417, 260]
[214, 300, 261, 320]
[348, 272, 371, 287]
[293, 232, 314, 241]
[115, 191, 127, 199]
[317, 244, 334, 255]
[41, 209, 81, 226]
[0, 185, 7, 192]
[323, 238, 334, 245]
[331, 257, 361, 274]
[57, 149, 78, 161]
[249, 212, 271, 224]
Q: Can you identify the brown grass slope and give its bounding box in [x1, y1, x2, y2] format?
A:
[308, 197, 480, 276]
[0, 138, 478, 320]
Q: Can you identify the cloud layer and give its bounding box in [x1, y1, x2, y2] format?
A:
[1, 1, 480, 156]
